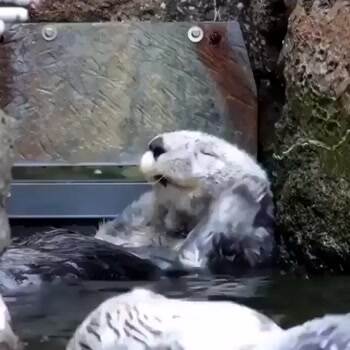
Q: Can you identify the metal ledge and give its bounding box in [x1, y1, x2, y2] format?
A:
[12, 163, 144, 182]
[7, 182, 150, 219]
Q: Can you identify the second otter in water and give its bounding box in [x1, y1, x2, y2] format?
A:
[96, 130, 276, 272]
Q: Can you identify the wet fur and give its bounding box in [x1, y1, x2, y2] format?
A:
[0, 229, 163, 294]
[67, 287, 282, 350]
[96, 130, 276, 272]
[68, 288, 350, 350]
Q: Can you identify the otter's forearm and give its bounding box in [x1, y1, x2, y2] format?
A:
[176, 176, 276, 271]
[95, 191, 157, 247]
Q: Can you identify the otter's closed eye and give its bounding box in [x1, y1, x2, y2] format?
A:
[199, 149, 217, 158]
[195, 143, 218, 159]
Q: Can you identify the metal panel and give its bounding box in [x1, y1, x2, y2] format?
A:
[7, 182, 150, 219]
[12, 163, 144, 182]
[0, 21, 257, 164]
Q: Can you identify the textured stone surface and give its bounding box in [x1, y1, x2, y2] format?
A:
[273, 0, 350, 274]
[0, 109, 17, 253]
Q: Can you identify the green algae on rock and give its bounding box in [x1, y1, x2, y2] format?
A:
[273, 0, 350, 274]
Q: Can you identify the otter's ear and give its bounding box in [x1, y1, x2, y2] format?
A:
[197, 143, 218, 158]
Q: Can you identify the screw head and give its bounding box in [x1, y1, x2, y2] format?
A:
[42, 25, 57, 41]
[187, 26, 204, 43]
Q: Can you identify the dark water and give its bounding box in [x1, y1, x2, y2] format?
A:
[5, 274, 350, 350]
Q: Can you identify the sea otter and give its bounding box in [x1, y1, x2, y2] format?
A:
[67, 287, 283, 350]
[0, 130, 275, 293]
[96, 130, 276, 273]
[67, 287, 350, 350]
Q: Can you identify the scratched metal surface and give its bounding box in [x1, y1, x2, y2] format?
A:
[0, 21, 257, 165]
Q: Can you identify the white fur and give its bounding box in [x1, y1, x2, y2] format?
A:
[140, 151, 156, 177]
[66, 288, 282, 350]
[0, 7, 28, 21]
[67, 287, 350, 350]
[0, 294, 22, 350]
[148, 130, 267, 182]
[95, 221, 124, 246]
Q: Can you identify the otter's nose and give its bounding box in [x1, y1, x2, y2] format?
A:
[149, 136, 166, 159]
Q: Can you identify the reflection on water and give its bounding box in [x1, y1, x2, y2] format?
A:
[5, 274, 350, 350]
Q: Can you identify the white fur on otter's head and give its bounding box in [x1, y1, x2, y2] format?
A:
[137, 130, 273, 245]
[141, 130, 268, 192]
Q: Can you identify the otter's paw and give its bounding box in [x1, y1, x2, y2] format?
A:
[177, 246, 208, 271]
[95, 218, 129, 246]
[208, 228, 275, 272]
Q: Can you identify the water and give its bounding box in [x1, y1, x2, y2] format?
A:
[5, 274, 350, 350]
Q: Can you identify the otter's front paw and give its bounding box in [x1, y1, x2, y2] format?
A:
[209, 229, 275, 272]
[177, 245, 208, 271]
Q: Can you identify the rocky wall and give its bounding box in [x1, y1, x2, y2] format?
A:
[273, 0, 350, 274]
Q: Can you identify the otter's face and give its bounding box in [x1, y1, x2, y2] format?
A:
[140, 130, 226, 189]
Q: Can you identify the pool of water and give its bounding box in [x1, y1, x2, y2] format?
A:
[5, 273, 350, 350]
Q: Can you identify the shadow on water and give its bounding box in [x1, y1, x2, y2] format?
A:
[4, 273, 350, 350]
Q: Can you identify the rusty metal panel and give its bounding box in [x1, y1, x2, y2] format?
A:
[0, 21, 257, 165]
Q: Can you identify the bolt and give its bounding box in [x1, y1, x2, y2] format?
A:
[187, 26, 204, 43]
[42, 25, 57, 41]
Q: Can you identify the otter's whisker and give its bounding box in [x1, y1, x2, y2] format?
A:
[152, 175, 166, 185]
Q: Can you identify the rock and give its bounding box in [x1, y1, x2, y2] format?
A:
[273, 0, 350, 274]
[29, 0, 168, 22]
[0, 109, 17, 254]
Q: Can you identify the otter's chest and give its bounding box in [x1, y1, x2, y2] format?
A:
[154, 186, 210, 236]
